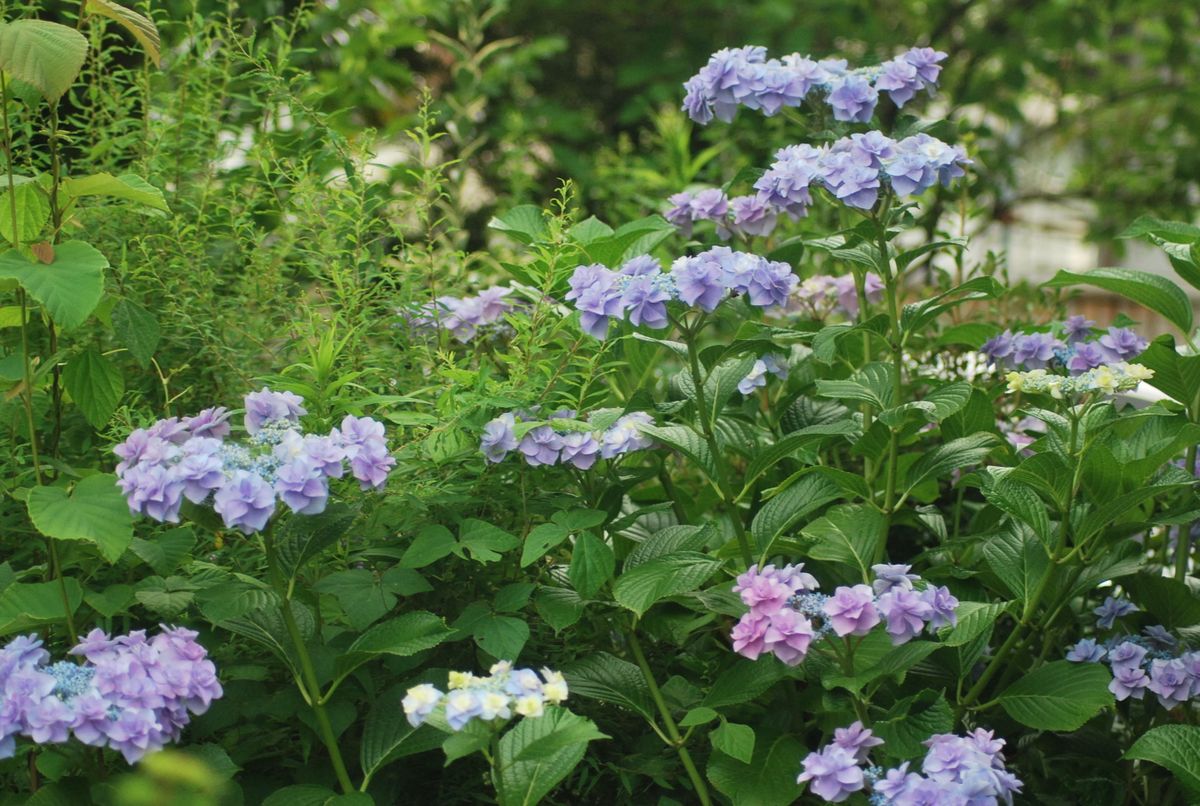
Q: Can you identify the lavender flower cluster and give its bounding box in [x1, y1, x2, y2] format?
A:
[668, 132, 970, 238]
[114, 388, 395, 535]
[682, 46, 946, 126]
[402, 661, 568, 731]
[1067, 596, 1200, 708]
[981, 317, 1148, 373]
[798, 721, 1022, 804]
[738, 354, 789, 395]
[402, 286, 517, 344]
[730, 563, 958, 666]
[790, 272, 884, 319]
[565, 249, 797, 339]
[480, 409, 655, 468]
[0, 628, 221, 763]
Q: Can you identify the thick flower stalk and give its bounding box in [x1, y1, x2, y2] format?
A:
[402, 661, 568, 730]
[730, 563, 958, 666]
[0, 628, 222, 763]
[1067, 597, 1200, 708]
[797, 721, 1023, 804]
[681, 45, 946, 126]
[668, 132, 970, 237]
[114, 388, 395, 534]
[480, 408, 655, 467]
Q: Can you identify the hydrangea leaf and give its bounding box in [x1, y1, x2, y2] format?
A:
[568, 531, 614, 598]
[0, 578, 83, 636]
[750, 474, 841, 553]
[711, 721, 755, 764]
[360, 684, 445, 784]
[997, 660, 1114, 731]
[1045, 267, 1193, 337]
[494, 708, 607, 806]
[800, 503, 885, 582]
[707, 732, 803, 806]
[562, 652, 655, 720]
[1125, 725, 1200, 793]
[26, 474, 132, 563]
[611, 552, 722, 617]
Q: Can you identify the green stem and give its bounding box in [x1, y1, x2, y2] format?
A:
[875, 216, 903, 565]
[627, 627, 713, 806]
[264, 531, 355, 795]
[682, 317, 754, 567]
[1178, 439, 1197, 580]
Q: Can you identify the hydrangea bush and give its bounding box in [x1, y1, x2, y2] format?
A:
[7, 11, 1200, 805]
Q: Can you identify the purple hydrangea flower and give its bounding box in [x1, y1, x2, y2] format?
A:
[671, 254, 728, 312]
[745, 259, 798, 309]
[1066, 638, 1106, 663]
[559, 431, 601, 470]
[1063, 315, 1095, 343]
[980, 330, 1016, 368]
[518, 425, 563, 467]
[566, 264, 615, 303]
[903, 47, 947, 84]
[212, 470, 276, 534]
[797, 744, 864, 802]
[826, 75, 878, 123]
[175, 438, 225, 504]
[575, 280, 625, 339]
[871, 563, 918, 596]
[823, 584, 881, 637]
[1144, 624, 1178, 650]
[119, 463, 186, 523]
[820, 150, 881, 210]
[303, 435, 346, 478]
[1109, 664, 1150, 701]
[832, 721, 884, 763]
[1148, 658, 1192, 709]
[1107, 640, 1148, 672]
[730, 613, 770, 660]
[875, 57, 923, 106]
[481, 413, 519, 463]
[182, 407, 231, 440]
[831, 273, 884, 318]
[621, 273, 672, 329]
[754, 144, 821, 218]
[349, 440, 395, 490]
[619, 255, 662, 277]
[723, 195, 778, 239]
[1066, 341, 1108, 374]
[274, 456, 329, 515]
[761, 608, 815, 665]
[1097, 327, 1148, 361]
[1094, 596, 1138, 630]
[848, 131, 897, 169]
[243, 387, 306, 434]
[1011, 332, 1064, 370]
[921, 586, 959, 630]
[146, 417, 191, 445]
[598, 412, 654, 459]
[738, 354, 789, 395]
[878, 588, 934, 645]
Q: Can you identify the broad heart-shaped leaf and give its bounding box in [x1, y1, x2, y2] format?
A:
[562, 652, 655, 720]
[613, 552, 722, 617]
[708, 732, 803, 806]
[800, 504, 885, 582]
[520, 522, 569, 567]
[401, 524, 456, 569]
[470, 614, 530, 660]
[63, 172, 169, 212]
[0, 578, 83, 636]
[26, 474, 131, 563]
[0, 20, 88, 101]
[83, 0, 161, 66]
[815, 362, 896, 409]
[335, 611, 453, 681]
[750, 473, 841, 552]
[1045, 266, 1194, 336]
[997, 660, 1114, 730]
[494, 708, 607, 806]
[360, 684, 445, 785]
[569, 531, 614, 598]
[110, 298, 160, 367]
[712, 721, 755, 764]
[455, 518, 519, 564]
[62, 348, 123, 428]
[0, 241, 107, 330]
[0, 181, 50, 245]
[1125, 725, 1200, 794]
[702, 659, 787, 709]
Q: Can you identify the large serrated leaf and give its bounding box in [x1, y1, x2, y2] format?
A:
[612, 552, 722, 617]
[997, 660, 1114, 730]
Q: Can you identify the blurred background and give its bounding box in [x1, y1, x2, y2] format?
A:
[151, 0, 1199, 324]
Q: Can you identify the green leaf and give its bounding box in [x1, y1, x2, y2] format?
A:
[1126, 574, 1200, 629]
[335, 611, 453, 679]
[455, 519, 519, 564]
[1125, 725, 1200, 794]
[110, 298, 160, 367]
[195, 581, 279, 623]
[612, 552, 722, 617]
[1132, 335, 1200, 410]
[62, 172, 168, 212]
[83, 0, 161, 66]
[740, 422, 859, 493]
[62, 348, 123, 429]
[402, 525, 457, 569]
[471, 614, 530, 660]
[905, 433, 999, 494]
[712, 722, 755, 764]
[360, 685, 445, 784]
[488, 205, 548, 244]
[939, 601, 1010, 647]
[624, 525, 711, 569]
[702, 659, 787, 709]
[997, 660, 1114, 730]
[569, 531, 614, 598]
[1045, 267, 1194, 336]
[0, 181, 49, 245]
[877, 381, 972, 428]
[1119, 216, 1200, 243]
[901, 276, 1004, 334]
[815, 362, 896, 409]
[751, 474, 841, 552]
[493, 582, 534, 614]
[533, 586, 584, 632]
[494, 708, 606, 806]
[708, 733, 803, 806]
[521, 522, 569, 567]
[130, 526, 194, 575]
[639, 423, 717, 481]
[982, 527, 1049, 603]
[0, 241, 107, 329]
[0, 578, 83, 636]
[562, 652, 655, 720]
[800, 504, 885, 582]
[85, 583, 132, 618]
[26, 474, 131, 563]
[261, 785, 340, 806]
[979, 471, 1052, 544]
[273, 505, 355, 580]
[0, 20, 88, 101]
[825, 641, 940, 694]
[873, 690, 954, 759]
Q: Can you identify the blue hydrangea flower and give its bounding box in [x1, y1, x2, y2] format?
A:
[213, 470, 276, 534]
[826, 75, 878, 122]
